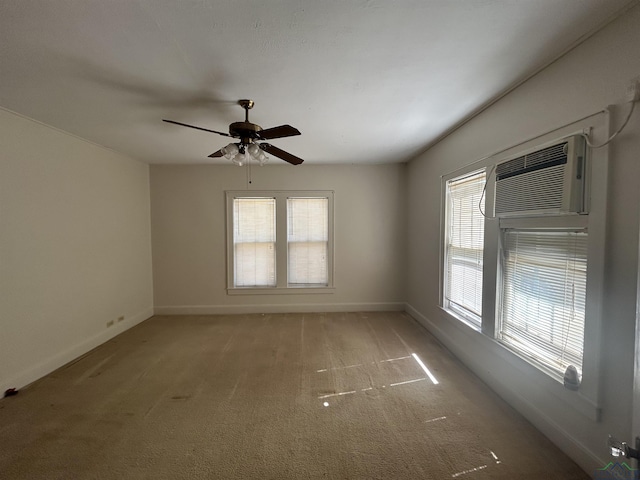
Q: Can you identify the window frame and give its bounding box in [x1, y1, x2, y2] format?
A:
[226, 190, 335, 295]
[442, 169, 487, 330]
[438, 116, 609, 419]
[232, 197, 277, 288]
[287, 196, 331, 287]
[497, 219, 589, 382]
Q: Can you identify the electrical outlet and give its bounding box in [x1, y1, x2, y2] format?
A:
[117, 315, 125, 322]
[106, 320, 115, 328]
[626, 76, 640, 102]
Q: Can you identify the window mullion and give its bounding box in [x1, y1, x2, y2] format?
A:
[275, 194, 288, 288]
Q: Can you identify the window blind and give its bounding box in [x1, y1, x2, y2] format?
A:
[287, 197, 328, 285]
[233, 198, 276, 287]
[445, 171, 486, 325]
[499, 230, 587, 378]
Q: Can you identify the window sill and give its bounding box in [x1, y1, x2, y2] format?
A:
[436, 306, 600, 421]
[492, 339, 600, 421]
[441, 306, 482, 333]
[227, 287, 336, 295]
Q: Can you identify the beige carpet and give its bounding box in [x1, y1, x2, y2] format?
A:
[0, 312, 589, 479]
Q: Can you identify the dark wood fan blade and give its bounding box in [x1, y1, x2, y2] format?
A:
[208, 149, 224, 158]
[259, 143, 304, 165]
[162, 119, 231, 137]
[257, 124, 301, 140]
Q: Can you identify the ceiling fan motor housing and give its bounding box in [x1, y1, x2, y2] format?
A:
[229, 121, 262, 143]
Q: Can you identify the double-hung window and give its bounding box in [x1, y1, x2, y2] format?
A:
[498, 227, 587, 380]
[443, 170, 486, 327]
[233, 198, 277, 287]
[439, 127, 606, 416]
[226, 191, 334, 293]
[287, 197, 329, 286]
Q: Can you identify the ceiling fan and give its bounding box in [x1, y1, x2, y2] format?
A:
[162, 99, 304, 165]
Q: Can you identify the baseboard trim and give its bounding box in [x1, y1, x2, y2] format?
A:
[404, 303, 606, 475]
[4, 307, 154, 393]
[153, 302, 405, 315]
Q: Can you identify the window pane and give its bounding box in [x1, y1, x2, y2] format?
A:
[499, 230, 587, 378]
[287, 198, 328, 285]
[445, 171, 486, 325]
[233, 198, 276, 287]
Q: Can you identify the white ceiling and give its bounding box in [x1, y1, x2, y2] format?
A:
[0, 0, 634, 165]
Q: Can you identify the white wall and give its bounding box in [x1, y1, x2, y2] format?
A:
[406, 5, 640, 473]
[0, 108, 154, 393]
[151, 164, 407, 313]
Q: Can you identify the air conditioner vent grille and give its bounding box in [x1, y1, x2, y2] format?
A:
[495, 164, 566, 214]
[496, 142, 568, 181]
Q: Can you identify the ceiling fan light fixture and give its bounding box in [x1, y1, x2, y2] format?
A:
[247, 143, 268, 166]
[221, 143, 239, 160]
[247, 143, 260, 156]
[232, 152, 246, 166]
[223, 142, 270, 167]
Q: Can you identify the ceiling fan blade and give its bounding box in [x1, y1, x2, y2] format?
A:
[259, 143, 304, 165]
[208, 149, 224, 158]
[257, 124, 301, 140]
[162, 119, 231, 137]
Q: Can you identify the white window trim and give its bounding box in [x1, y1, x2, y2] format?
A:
[439, 112, 610, 419]
[441, 169, 487, 330]
[226, 190, 335, 294]
[497, 222, 589, 381]
[441, 166, 496, 333]
[487, 126, 606, 413]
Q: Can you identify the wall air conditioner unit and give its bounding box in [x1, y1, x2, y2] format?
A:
[493, 135, 587, 217]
